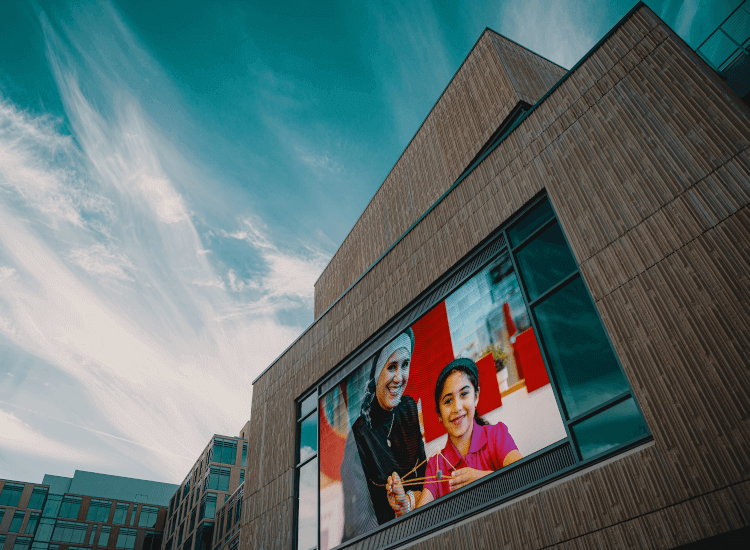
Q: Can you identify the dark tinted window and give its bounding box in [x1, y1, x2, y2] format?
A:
[25, 513, 40, 535]
[86, 499, 112, 522]
[516, 221, 578, 301]
[112, 504, 129, 525]
[572, 398, 648, 459]
[116, 528, 137, 549]
[138, 506, 159, 528]
[27, 488, 48, 511]
[41, 495, 61, 518]
[0, 483, 25, 507]
[10, 511, 26, 532]
[534, 277, 629, 418]
[508, 199, 555, 247]
[58, 497, 82, 519]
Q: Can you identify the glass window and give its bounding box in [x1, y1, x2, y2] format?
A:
[129, 505, 138, 526]
[143, 532, 162, 550]
[234, 498, 241, 524]
[112, 504, 129, 525]
[12, 537, 32, 550]
[199, 493, 216, 521]
[296, 458, 317, 550]
[89, 525, 97, 545]
[0, 483, 25, 507]
[116, 528, 137, 549]
[297, 413, 317, 464]
[207, 468, 230, 492]
[572, 398, 649, 459]
[138, 506, 159, 528]
[508, 199, 555, 247]
[0, 535, 6, 550]
[58, 497, 82, 520]
[86, 500, 112, 523]
[0, 507, 5, 524]
[10, 511, 26, 532]
[30, 543, 47, 550]
[218, 510, 224, 540]
[241, 443, 247, 468]
[25, 513, 40, 535]
[41, 495, 62, 518]
[533, 277, 630, 418]
[183, 535, 192, 550]
[239, 470, 244, 485]
[27, 488, 48, 511]
[189, 509, 195, 533]
[34, 519, 55, 542]
[51, 521, 88, 544]
[99, 526, 111, 547]
[298, 394, 316, 419]
[515, 221, 578, 301]
[212, 439, 237, 465]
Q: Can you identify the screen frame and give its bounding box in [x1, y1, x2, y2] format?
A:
[295, 191, 651, 550]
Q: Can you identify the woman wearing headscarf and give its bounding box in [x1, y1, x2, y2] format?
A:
[352, 328, 426, 525]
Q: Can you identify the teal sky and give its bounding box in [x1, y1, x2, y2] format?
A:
[0, 0, 737, 484]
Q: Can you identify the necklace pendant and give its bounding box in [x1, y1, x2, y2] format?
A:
[387, 440, 391, 447]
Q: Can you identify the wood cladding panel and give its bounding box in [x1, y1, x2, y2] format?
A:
[314, 31, 563, 316]
[247, 6, 750, 548]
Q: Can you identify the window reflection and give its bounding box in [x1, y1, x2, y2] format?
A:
[298, 413, 318, 464]
[516, 222, 578, 301]
[572, 398, 647, 459]
[534, 277, 629, 418]
[508, 199, 555, 247]
[297, 458, 317, 550]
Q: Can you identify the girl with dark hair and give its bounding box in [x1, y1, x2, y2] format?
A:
[352, 328, 427, 525]
[387, 358, 522, 510]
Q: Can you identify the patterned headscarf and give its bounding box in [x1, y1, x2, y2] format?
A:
[359, 328, 415, 428]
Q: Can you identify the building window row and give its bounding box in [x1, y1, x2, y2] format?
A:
[0, 483, 25, 507]
[211, 439, 237, 466]
[86, 500, 113, 523]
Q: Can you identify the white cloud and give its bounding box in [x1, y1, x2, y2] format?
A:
[299, 153, 343, 174]
[70, 244, 135, 281]
[222, 217, 329, 301]
[0, 6, 327, 482]
[0, 266, 17, 281]
[0, 409, 104, 464]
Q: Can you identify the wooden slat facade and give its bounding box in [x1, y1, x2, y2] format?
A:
[244, 5, 750, 549]
[313, 31, 566, 318]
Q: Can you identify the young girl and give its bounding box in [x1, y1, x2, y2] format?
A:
[387, 358, 522, 513]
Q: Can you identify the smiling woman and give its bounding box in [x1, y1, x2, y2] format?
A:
[350, 329, 426, 526]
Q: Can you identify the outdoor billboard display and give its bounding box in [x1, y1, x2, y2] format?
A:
[318, 252, 567, 550]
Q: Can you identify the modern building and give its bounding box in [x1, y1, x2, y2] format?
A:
[0, 471, 177, 550]
[160, 427, 248, 550]
[243, 3, 750, 550]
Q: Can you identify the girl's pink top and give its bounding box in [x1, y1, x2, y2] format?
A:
[423, 420, 518, 500]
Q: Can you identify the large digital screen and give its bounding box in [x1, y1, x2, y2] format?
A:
[318, 252, 567, 550]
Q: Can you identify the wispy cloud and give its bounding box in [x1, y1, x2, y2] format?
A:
[299, 153, 343, 174]
[0, 3, 328, 482]
[70, 244, 135, 282]
[0, 409, 105, 465]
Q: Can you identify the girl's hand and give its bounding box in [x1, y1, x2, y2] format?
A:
[386, 473, 409, 516]
[448, 467, 491, 491]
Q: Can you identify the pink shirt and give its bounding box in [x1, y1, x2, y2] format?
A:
[423, 420, 518, 499]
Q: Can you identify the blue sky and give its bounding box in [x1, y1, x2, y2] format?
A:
[0, 0, 735, 484]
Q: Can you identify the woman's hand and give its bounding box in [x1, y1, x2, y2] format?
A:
[448, 467, 492, 491]
[386, 473, 409, 516]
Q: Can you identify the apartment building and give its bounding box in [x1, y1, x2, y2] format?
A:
[0, 471, 176, 550]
